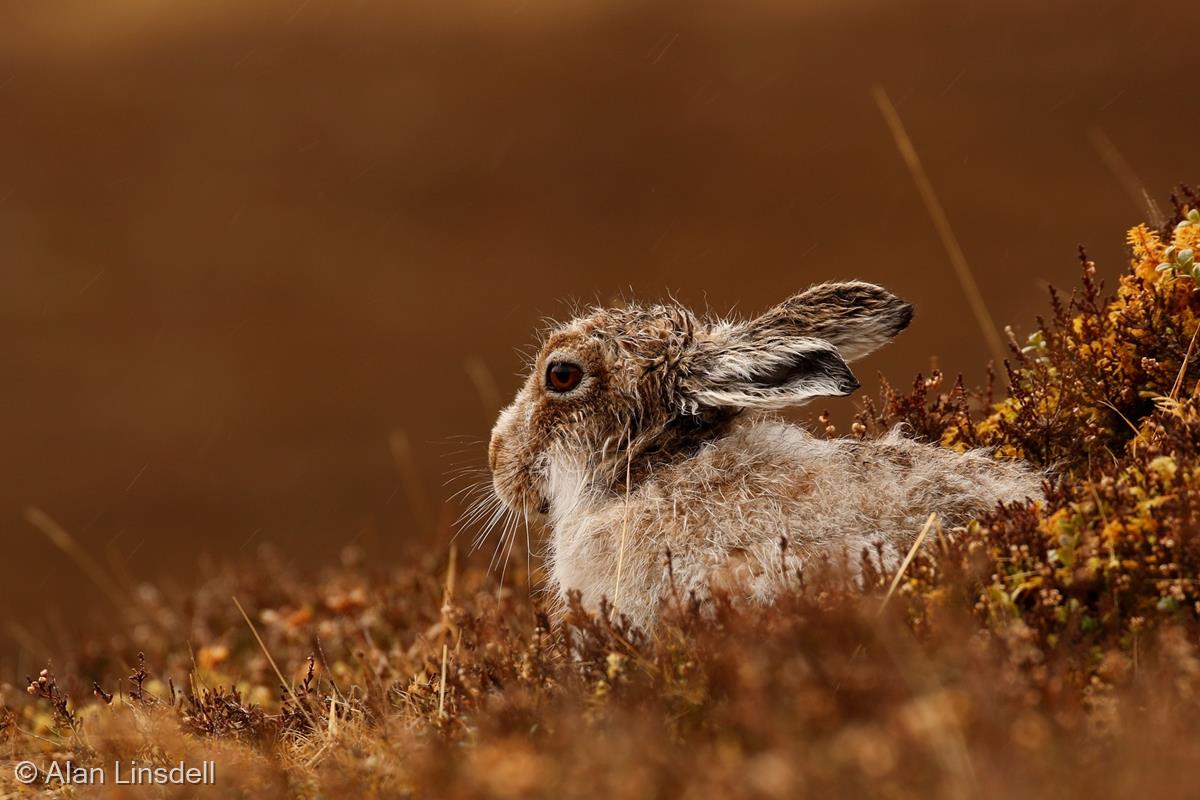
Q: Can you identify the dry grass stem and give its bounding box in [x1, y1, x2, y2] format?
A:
[872, 86, 1006, 366]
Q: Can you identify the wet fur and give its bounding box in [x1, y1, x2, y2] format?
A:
[486, 281, 1042, 628]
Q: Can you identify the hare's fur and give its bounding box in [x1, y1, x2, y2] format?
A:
[546, 422, 1039, 628]
[486, 282, 1042, 628]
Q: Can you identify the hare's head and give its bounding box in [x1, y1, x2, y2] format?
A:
[488, 282, 913, 516]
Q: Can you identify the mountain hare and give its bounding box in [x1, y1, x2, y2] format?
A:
[486, 282, 1041, 628]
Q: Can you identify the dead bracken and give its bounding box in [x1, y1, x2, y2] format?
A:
[3, 191, 1200, 798]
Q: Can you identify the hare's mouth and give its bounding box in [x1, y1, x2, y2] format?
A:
[490, 467, 549, 518]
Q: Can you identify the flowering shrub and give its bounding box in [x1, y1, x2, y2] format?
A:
[4, 194, 1200, 798]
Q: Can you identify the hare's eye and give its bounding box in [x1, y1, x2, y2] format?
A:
[546, 361, 583, 393]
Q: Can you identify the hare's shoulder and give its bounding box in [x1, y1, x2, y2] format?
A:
[653, 418, 827, 498]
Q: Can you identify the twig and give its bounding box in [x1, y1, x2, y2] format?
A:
[232, 596, 318, 731]
[463, 356, 502, 420]
[389, 429, 434, 534]
[442, 545, 458, 614]
[611, 433, 635, 614]
[878, 513, 939, 616]
[872, 86, 1006, 367]
[437, 544, 457, 720]
[837, 513, 941, 694]
[1088, 127, 1165, 228]
[1099, 400, 1145, 444]
[437, 643, 449, 719]
[1170, 321, 1200, 401]
[25, 507, 131, 612]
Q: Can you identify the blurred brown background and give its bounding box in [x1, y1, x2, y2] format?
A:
[2, 0, 1196, 654]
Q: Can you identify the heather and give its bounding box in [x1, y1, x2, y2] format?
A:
[4, 193, 1200, 798]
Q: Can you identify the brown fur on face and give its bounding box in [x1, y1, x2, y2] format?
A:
[489, 303, 719, 515]
[488, 282, 912, 519]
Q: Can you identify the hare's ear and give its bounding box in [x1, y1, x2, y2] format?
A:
[748, 281, 913, 362]
[682, 334, 859, 411]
